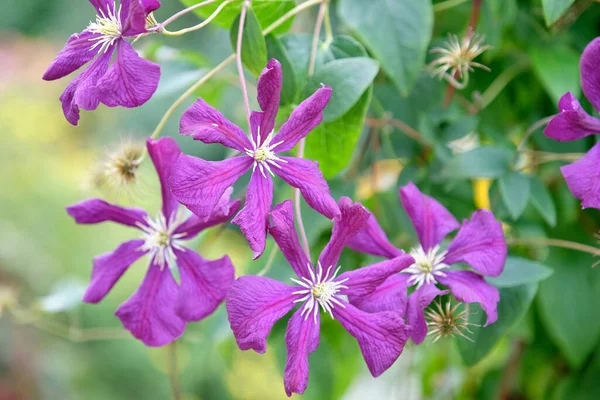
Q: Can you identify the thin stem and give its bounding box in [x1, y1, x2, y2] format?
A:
[236, 1, 253, 130]
[257, 245, 279, 276]
[323, 2, 333, 46]
[516, 151, 583, 171]
[161, 0, 218, 28]
[433, 0, 470, 12]
[479, 62, 528, 109]
[516, 115, 556, 153]
[161, 0, 235, 36]
[308, 1, 327, 76]
[262, 0, 323, 35]
[509, 237, 600, 259]
[167, 342, 182, 400]
[365, 117, 432, 147]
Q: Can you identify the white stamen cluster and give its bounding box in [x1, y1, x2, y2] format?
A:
[244, 127, 287, 178]
[291, 262, 348, 324]
[137, 213, 186, 270]
[404, 245, 449, 288]
[88, 1, 123, 54]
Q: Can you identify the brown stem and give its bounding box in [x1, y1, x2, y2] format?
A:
[497, 339, 526, 400]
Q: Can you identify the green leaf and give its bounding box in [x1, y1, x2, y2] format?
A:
[499, 172, 531, 220]
[303, 57, 379, 122]
[488, 256, 554, 288]
[541, 0, 576, 26]
[265, 35, 297, 106]
[537, 249, 600, 367]
[339, 0, 433, 94]
[458, 284, 538, 366]
[181, 0, 296, 33]
[305, 87, 372, 178]
[531, 45, 581, 105]
[443, 147, 512, 179]
[530, 177, 557, 227]
[229, 7, 267, 76]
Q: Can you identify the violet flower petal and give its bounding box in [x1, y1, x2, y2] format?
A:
[444, 209, 507, 277]
[269, 201, 312, 279]
[333, 303, 411, 377]
[121, 0, 161, 37]
[406, 284, 448, 344]
[318, 197, 369, 270]
[272, 85, 332, 153]
[226, 276, 299, 353]
[83, 239, 147, 303]
[544, 92, 600, 141]
[174, 248, 234, 322]
[89, 0, 113, 14]
[232, 170, 274, 259]
[147, 137, 181, 220]
[437, 270, 499, 326]
[284, 309, 320, 397]
[561, 142, 600, 209]
[347, 214, 404, 258]
[581, 37, 600, 112]
[274, 156, 339, 219]
[170, 155, 252, 220]
[179, 98, 252, 152]
[348, 274, 410, 314]
[116, 263, 186, 346]
[42, 30, 99, 81]
[255, 59, 282, 141]
[66, 198, 148, 228]
[399, 182, 460, 251]
[95, 40, 160, 108]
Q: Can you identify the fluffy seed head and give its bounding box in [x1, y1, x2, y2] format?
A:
[93, 141, 144, 194]
[426, 300, 480, 342]
[430, 33, 492, 79]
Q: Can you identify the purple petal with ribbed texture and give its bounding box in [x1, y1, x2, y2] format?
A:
[43, 30, 99, 81]
[180, 98, 252, 152]
[269, 201, 312, 279]
[544, 92, 600, 141]
[226, 275, 299, 353]
[95, 40, 160, 108]
[66, 198, 148, 228]
[284, 309, 320, 397]
[437, 270, 499, 326]
[347, 214, 403, 258]
[406, 284, 448, 344]
[337, 254, 414, 298]
[333, 303, 411, 377]
[255, 59, 282, 138]
[83, 239, 147, 303]
[348, 274, 410, 314]
[274, 157, 339, 219]
[232, 170, 273, 259]
[318, 197, 369, 270]
[174, 248, 234, 322]
[561, 142, 600, 209]
[175, 188, 240, 240]
[444, 210, 507, 277]
[147, 137, 181, 220]
[170, 155, 252, 220]
[581, 37, 600, 112]
[116, 263, 186, 346]
[121, 0, 161, 36]
[399, 182, 460, 251]
[272, 85, 332, 153]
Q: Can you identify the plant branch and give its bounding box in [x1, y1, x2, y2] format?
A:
[434, 0, 470, 12]
[365, 117, 432, 147]
[236, 0, 252, 130]
[160, 0, 219, 30]
[167, 342, 182, 400]
[509, 237, 600, 259]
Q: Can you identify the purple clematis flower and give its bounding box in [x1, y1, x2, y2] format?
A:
[226, 198, 414, 396]
[347, 183, 507, 344]
[170, 59, 339, 260]
[544, 37, 600, 209]
[43, 0, 162, 126]
[67, 137, 237, 346]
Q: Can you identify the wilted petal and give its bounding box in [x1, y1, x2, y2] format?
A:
[256, 59, 282, 138]
[561, 142, 600, 209]
[147, 137, 181, 220]
[272, 85, 332, 152]
[175, 248, 234, 322]
[544, 92, 600, 141]
[170, 155, 252, 220]
[180, 98, 252, 152]
[406, 284, 448, 344]
[269, 201, 312, 279]
[66, 198, 148, 228]
[348, 274, 410, 314]
[399, 182, 460, 251]
[121, 0, 161, 36]
[42, 30, 98, 81]
[83, 239, 147, 303]
[318, 197, 369, 270]
[232, 170, 273, 259]
[444, 210, 507, 277]
[226, 276, 299, 353]
[337, 255, 414, 298]
[437, 270, 499, 326]
[347, 214, 403, 258]
[116, 264, 186, 346]
[581, 37, 600, 112]
[284, 309, 320, 397]
[95, 40, 160, 108]
[333, 303, 411, 377]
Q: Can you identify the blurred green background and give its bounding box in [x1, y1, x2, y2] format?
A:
[1, 0, 600, 399]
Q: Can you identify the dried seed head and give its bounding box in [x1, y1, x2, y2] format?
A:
[430, 33, 492, 80]
[426, 300, 480, 343]
[93, 140, 144, 194]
